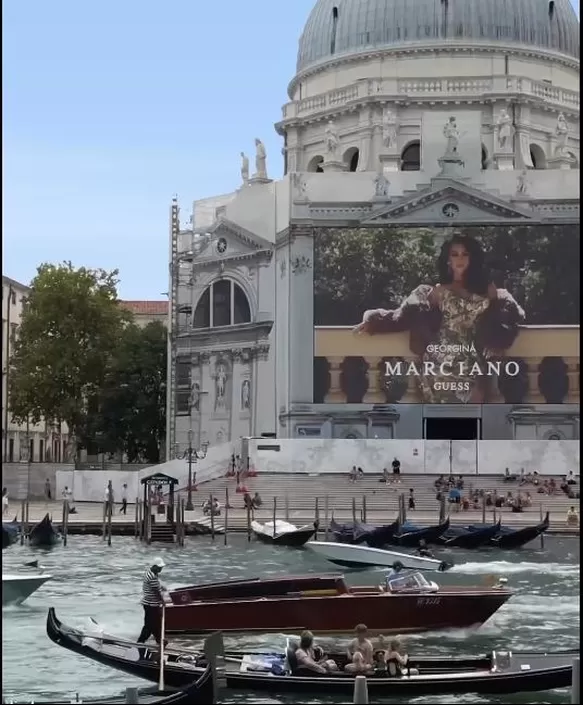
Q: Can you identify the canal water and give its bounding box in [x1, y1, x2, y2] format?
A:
[2, 535, 579, 704]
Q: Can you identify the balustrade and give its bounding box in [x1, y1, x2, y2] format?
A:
[314, 326, 580, 405]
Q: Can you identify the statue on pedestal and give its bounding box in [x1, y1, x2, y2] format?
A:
[254, 138, 268, 179]
[324, 121, 340, 161]
[443, 116, 460, 155]
[495, 108, 513, 151]
[381, 108, 397, 150]
[555, 113, 569, 156]
[240, 152, 249, 183]
[516, 169, 529, 195]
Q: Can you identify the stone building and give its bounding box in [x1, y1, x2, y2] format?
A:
[2, 275, 70, 463]
[166, 0, 580, 457]
[121, 300, 168, 328]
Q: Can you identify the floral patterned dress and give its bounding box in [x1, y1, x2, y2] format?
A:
[418, 288, 490, 403]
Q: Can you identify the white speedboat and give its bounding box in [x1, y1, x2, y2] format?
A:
[307, 540, 451, 572]
[2, 570, 53, 606]
[251, 519, 317, 547]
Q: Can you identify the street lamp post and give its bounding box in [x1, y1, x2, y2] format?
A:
[175, 430, 209, 511]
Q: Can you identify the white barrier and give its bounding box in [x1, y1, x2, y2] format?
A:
[55, 441, 239, 503]
[248, 439, 579, 477]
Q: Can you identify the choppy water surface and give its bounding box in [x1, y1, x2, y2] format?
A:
[2, 535, 579, 704]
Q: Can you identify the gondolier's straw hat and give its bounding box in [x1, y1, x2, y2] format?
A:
[153, 557, 165, 568]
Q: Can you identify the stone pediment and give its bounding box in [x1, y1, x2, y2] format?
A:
[360, 179, 537, 225]
[191, 218, 274, 267]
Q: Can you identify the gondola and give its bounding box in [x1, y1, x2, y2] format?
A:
[438, 521, 502, 549]
[476, 512, 550, 549]
[329, 518, 399, 547]
[251, 519, 317, 547]
[389, 517, 450, 547]
[28, 514, 61, 548]
[2, 670, 214, 704]
[46, 609, 577, 697]
[2, 516, 20, 549]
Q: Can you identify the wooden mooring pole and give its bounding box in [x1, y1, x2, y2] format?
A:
[314, 497, 320, 539]
[324, 496, 329, 541]
[134, 497, 139, 538]
[362, 495, 367, 524]
[101, 501, 107, 541]
[210, 494, 216, 541]
[224, 488, 229, 546]
[351, 497, 357, 524]
[246, 503, 252, 542]
[272, 497, 277, 537]
[107, 497, 113, 546]
[20, 500, 26, 544]
[353, 675, 369, 704]
[284, 494, 290, 522]
[62, 499, 69, 547]
[540, 504, 545, 549]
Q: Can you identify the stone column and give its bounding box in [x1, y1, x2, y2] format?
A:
[526, 358, 544, 403]
[288, 226, 315, 403]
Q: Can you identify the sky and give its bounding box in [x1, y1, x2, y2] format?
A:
[2, 0, 579, 300]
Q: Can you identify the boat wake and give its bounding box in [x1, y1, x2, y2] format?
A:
[451, 561, 579, 577]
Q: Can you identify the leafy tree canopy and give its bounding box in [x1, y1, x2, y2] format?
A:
[96, 321, 167, 464]
[9, 263, 128, 450]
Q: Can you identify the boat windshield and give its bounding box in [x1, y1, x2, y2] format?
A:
[386, 571, 434, 593]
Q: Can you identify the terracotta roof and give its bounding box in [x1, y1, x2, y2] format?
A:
[121, 300, 168, 316]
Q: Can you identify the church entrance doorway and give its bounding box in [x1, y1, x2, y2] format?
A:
[424, 417, 480, 440]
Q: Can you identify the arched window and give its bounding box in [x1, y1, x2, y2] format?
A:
[401, 141, 421, 171]
[529, 143, 547, 170]
[307, 155, 324, 173]
[344, 147, 360, 172]
[193, 280, 251, 329]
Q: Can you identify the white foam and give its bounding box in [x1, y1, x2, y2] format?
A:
[452, 560, 579, 577]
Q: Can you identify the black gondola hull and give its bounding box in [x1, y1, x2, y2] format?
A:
[488, 513, 550, 549]
[390, 518, 450, 547]
[28, 514, 61, 548]
[440, 522, 502, 549]
[46, 609, 576, 697]
[253, 527, 317, 547]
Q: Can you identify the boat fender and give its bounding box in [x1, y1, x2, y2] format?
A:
[392, 561, 404, 572]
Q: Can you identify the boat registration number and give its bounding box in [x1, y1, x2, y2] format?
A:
[416, 597, 441, 606]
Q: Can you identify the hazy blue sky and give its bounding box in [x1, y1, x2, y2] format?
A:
[3, 0, 579, 299]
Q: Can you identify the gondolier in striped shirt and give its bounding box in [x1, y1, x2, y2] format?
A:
[137, 557, 168, 659]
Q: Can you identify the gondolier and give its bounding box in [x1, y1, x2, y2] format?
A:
[137, 557, 168, 657]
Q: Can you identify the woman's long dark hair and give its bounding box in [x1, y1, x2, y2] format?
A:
[437, 233, 490, 296]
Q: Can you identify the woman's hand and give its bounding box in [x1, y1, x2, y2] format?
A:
[353, 321, 370, 335]
[353, 310, 380, 335]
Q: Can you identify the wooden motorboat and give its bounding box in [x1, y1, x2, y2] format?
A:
[46, 610, 577, 697]
[307, 540, 452, 572]
[251, 519, 317, 547]
[2, 516, 20, 549]
[2, 563, 53, 606]
[389, 518, 450, 547]
[165, 570, 511, 635]
[28, 514, 60, 548]
[437, 521, 502, 549]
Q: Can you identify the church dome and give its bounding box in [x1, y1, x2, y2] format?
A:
[296, 0, 580, 72]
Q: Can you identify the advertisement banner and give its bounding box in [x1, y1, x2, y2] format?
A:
[313, 225, 579, 404]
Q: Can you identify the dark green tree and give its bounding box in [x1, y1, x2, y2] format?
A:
[9, 263, 128, 458]
[97, 321, 167, 463]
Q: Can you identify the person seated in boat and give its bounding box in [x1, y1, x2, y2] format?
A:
[383, 639, 418, 676]
[345, 624, 374, 674]
[416, 539, 434, 559]
[293, 631, 338, 674]
[566, 506, 579, 527]
[252, 492, 263, 509]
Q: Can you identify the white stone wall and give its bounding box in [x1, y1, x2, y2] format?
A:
[248, 439, 579, 477]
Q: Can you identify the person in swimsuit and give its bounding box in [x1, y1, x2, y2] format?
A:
[295, 631, 338, 674]
[345, 624, 374, 673]
[383, 639, 418, 676]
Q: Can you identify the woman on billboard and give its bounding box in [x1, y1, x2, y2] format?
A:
[354, 233, 525, 403]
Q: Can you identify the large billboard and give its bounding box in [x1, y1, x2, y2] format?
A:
[313, 225, 579, 404]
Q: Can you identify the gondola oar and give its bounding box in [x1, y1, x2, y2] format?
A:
[159, 603, 166, 691]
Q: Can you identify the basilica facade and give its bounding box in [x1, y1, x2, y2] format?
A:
[166, 0, 580, 457]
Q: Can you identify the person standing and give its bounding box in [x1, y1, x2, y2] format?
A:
[62, 485, 77, 514]
[121, 483, 128, 515]
[44, 479, 52, 501]
[392, 457, 401, 483]
[137, 557, 168, 658]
